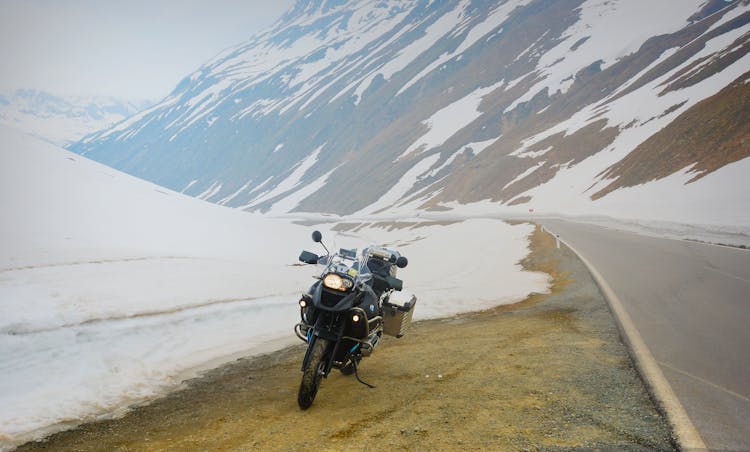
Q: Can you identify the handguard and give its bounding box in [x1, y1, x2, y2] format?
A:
[385, 275, 403, 291]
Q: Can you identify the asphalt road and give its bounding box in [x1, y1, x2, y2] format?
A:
[541, 219, 750, 451]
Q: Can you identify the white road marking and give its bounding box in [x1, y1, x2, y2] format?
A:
[702, 265, 750, 285]
[659, 360, 750, 404]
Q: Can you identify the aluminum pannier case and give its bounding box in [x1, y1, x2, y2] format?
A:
[382, 295, 417, 338]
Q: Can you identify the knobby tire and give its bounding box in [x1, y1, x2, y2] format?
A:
[298, 338, 328, 409]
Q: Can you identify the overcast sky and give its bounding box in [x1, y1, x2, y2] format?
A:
[0, 0, 294, 101]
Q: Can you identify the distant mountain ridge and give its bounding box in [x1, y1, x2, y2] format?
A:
[0, 89, 151, 146]
[70, 0, 750, 225]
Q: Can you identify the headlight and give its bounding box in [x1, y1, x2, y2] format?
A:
[323, 273, 353, 291]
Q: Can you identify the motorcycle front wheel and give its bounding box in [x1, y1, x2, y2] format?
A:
[298, 338, 328, 409]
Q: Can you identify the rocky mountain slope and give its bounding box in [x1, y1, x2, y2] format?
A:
[70, 0, 750, 225]
[0, 89, 151, 146]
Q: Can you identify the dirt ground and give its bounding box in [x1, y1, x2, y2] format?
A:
[19, 225, 675, 451]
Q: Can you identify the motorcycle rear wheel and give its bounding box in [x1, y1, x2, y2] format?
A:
[298, 338, 328, 409]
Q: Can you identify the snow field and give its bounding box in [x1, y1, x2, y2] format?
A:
[339, 219, 550, 319]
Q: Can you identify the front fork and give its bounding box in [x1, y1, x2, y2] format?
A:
[299, 311, 345, 376]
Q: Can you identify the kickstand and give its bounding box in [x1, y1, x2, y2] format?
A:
[352, 358, 376, 389]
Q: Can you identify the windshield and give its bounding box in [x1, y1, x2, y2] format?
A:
[316, 246, 398, 286]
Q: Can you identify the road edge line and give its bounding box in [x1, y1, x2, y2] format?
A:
[550, 230, 707, 451]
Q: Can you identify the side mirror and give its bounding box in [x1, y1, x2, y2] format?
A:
[299, 250, 319, 265]
[396, 256, 408, 268]
[312, 230, 322, 243]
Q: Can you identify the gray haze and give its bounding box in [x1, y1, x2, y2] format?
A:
[0, 0, 294, 100]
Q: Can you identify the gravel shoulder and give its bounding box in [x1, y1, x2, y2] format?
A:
[19, 225, 675, 451]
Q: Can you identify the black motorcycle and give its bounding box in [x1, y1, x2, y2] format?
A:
[294, 230, 416, 409]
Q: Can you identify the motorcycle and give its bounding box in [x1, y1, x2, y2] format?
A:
[294, 230, 416, 409]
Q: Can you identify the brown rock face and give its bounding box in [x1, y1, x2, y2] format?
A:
[593, 72, 750, 200]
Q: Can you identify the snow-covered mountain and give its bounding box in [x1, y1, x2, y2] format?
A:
[71, 0, 750, 226]
[0, 89, 151, 146]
